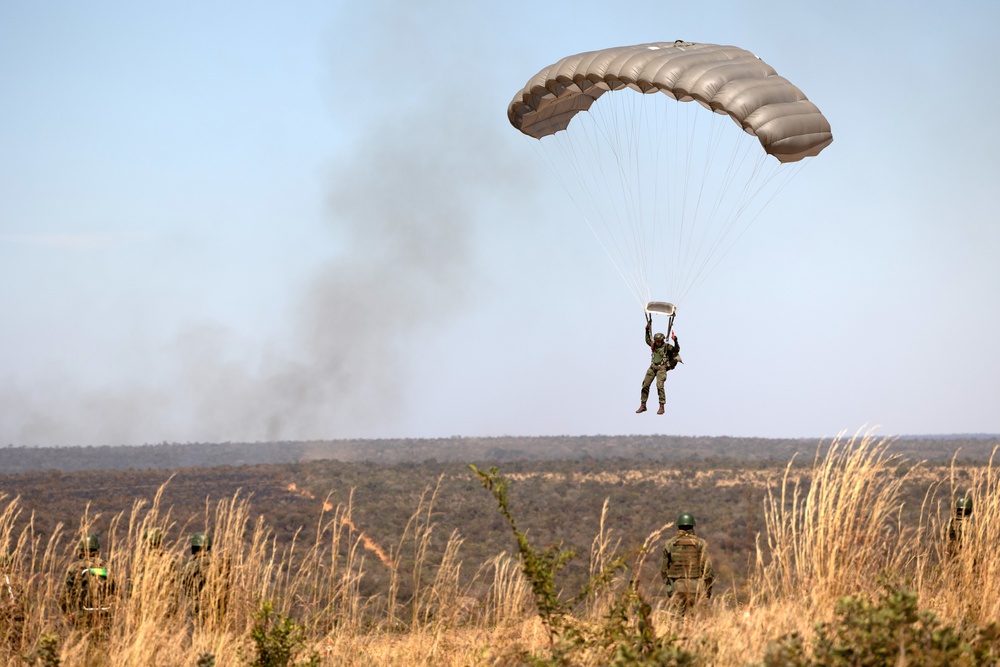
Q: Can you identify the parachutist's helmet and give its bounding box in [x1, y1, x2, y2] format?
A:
[80, 534, 100, 555]
[190, 532, 212, 554]
[676, 512, 696, 530]
[955, 496, 973, 517]
[143, 527, 164, 548]
[653, 332, 665, 344]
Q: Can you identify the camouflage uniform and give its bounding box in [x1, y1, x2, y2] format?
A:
[661, 528, 714, 615]
[639, 323, 680, 409]
[181, 552, 209, 605]
[947, 496, 973, 558]
[60, 537, 115, 626]
[182, 532, 228, 623]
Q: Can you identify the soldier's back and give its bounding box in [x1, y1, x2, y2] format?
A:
[61, 556, 114, 628]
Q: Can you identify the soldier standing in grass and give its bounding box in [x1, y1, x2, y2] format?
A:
[60, 534, 115, 626]
[182, 532, 229, 622]
[181, 532, 211, 616]
[661, 512, 714, 615]
[947, 496, 973, 558]
[636, 314, 681, 415]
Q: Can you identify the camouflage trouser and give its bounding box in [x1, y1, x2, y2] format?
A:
[665, 578, 706, 615]
[640, 366, 667, 404]
[66, 609, 113, 634]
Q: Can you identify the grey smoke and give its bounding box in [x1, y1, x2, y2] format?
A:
[1, 5, 528, 446]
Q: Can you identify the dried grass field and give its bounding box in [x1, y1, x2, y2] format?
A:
[1, 434, 998, 665]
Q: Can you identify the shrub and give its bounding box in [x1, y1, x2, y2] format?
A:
[245, 601, 319, 667]
[472, 465, 700, 666]
[25, 633, 60, 667]
[761, 583, 1000, 666]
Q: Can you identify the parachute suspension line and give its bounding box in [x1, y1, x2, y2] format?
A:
[655, 95, 677, 306]
[667, 100, 688, 305]
[591, 94, 649, 306]
[648, 95, 667, 307]
[679, 143, 762, 302]
[657, 96, 683, 306]
[629, 91, 653, 305]
[626, 92, 655, 306]
[677, 120, 763, 302]
[575, 90, 657, 308]
[629, 90, 657, 306]
[532, 114, 647, 308]
[532, 134, 645, 308]
[669, 104, 807, 305]
[680, 104, 721, 302]
[676, 102, 695, 303]
[526, 82, 818, 311]
[672, 102, 713, 307]
[688, 161, 805, 296]
[642, 97, 703, 308]
[600, 91, 647, 304]
[680, 152, 808, 303]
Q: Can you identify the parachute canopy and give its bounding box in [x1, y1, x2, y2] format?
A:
[508, 41, 832, 163]
[507, 41, 832, 310]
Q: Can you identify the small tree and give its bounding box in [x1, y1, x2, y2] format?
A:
[244, 601, 319, 667]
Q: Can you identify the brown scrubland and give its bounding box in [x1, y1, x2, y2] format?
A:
[0, 433, 997, 665]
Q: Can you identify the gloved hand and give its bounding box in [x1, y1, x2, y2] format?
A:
[671, 332, 677, 340]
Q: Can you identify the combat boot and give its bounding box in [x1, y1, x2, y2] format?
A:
[657, 403, 665, 415]
[635, 402, 647, 414]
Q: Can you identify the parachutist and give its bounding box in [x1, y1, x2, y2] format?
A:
[636, 315, 681, 415]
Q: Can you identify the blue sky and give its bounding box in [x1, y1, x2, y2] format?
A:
[2, 1, 998, 446]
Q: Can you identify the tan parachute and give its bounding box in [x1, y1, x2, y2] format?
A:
[508, 41, 832, 163]
[507, 41, 833, 312]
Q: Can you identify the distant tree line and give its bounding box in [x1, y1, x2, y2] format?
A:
[0, 434, 996, 474]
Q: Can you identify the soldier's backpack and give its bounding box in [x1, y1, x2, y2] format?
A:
[665, 534, 704, 579]
[666, 349, 683, 371]
[79, 567, 113, 611]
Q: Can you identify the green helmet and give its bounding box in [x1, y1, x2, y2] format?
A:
[955, 496, 973, 516]
[653, 332, 665, 344]
[676, 512, 696, 529]
[190, 532, 212, 551]
[80, 533, 100, 554]
[143, 527, 164, 548]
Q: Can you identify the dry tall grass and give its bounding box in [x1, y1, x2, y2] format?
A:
[0, 434, 995, 665]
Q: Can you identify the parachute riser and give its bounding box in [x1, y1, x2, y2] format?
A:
[644, 300, 677, 339]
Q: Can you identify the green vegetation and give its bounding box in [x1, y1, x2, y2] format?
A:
[472, 464, 583, 634]
[245, 601, 319, 667]
[761, 583, 999, 666]
[25, 633, 60, 667]
[473, 463, 697, 666]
